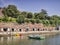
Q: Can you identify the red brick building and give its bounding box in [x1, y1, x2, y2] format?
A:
[0, 22, 55, 32]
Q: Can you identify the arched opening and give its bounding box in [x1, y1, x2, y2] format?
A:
[3, 28, 7, 32]
[37, 28, 39, 31]
[12, 28, 14, 32]
[33, 28, 35, 31]
[19, 29, 22, 32]
[26, 28, 29, 32]
[56, 27, 59, 30]
[25, 27, 29, 32]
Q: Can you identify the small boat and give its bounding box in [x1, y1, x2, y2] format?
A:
[15, 34, 22, 36]
[28, 35, 45, 40]
[15, 34, 20, 36]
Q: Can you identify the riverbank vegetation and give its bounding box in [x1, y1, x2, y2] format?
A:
[0, 5, 60, 26]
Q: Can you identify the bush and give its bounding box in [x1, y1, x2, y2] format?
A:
[16, 15, 25, 24]
[35, 19, 40, 23]
[25, 19, 30, 23]
[2, 16, 9, 22]
[0, 17, 3, 22]
[29, 19, 35, 24]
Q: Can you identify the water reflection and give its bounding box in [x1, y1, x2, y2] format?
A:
[0, 35, 60, 45]
[0, 36, 25, 45]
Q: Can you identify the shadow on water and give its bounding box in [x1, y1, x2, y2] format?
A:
[0, 35, 60, 45]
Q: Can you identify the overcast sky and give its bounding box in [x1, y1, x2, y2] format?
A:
[0, 0, 60, 16]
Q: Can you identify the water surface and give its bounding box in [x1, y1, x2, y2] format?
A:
[0, 35, 60, 45]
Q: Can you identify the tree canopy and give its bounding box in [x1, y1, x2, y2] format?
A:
[1, 5, 60, 26]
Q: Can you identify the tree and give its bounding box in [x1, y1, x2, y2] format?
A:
[51, 15, 59, 20]
[2, 5, 20, 18]
[58, 20, 60, 25]
[34, 9, 48, 20]
[1, 5, 60, 26]
[0, 17, 3, 22]
[2, 7, 7, 15]
[35, 19, 40, 23]
[34, 13, 39, 19]
[49, 20, 56, 26]
[39, 9, 48, 19]
[29, 19, 35, 24]
[26, 12, 33, 18]
[2, 16, 9, 22]
[7, 5, 17, 10]
[45, 20, 50, 26]
[21, 11, 27, 18]
[25, 19, 30, 23]
[41, 9, 47, 14]
[16, 15, 25, 24]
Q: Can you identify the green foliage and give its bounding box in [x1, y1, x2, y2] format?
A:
[26, 12, 33, 18]
[34, 13, 39, 19]
[41, 9, 47, 14]
[58, 20, 60, 25]
[35, 19, 40, 23]
[9, 18, 16, 22]
[2, 7, 7, 15]
[21, 11, 27, 18]
[34, 9, 48, 20]
[2, 5, 20, 18]
[25, 19, 30, 23]
[16, 15, 25, 24]
[2, 16, 9, 22]
[42, 20, 46, 24]
[45, 20, 50, 26]
[41, 20, 50, 26]
[29, 19, 35, 24]
[1, 5, 60, 26]
[0, 17, 3, 22]
[51, 15, 60, 20]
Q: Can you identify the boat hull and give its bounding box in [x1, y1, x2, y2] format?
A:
[29, 37, 40, 40]
[28, 36, 44, 40]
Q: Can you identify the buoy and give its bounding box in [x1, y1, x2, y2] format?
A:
[19, 34, 22, 36]
[16, 34, 19, 36]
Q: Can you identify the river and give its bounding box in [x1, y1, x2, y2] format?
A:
[0, 35, 60, 45]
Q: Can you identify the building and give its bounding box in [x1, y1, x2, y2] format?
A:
[0, 22, 55, 32]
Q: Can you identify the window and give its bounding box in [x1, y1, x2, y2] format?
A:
[19, 29, 21, 32]
[33, 28, 35, 31]
[26, 28, 29, 32]
[3, 28, 7, 32]
[56, 27, 59, 30]
[37, 28, 39, 31]
[12, 28, 14, 32]
[25, 27, 29, 32]
[43, 29, 44, 31]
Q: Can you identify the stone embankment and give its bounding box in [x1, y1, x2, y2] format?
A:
[0, 30, 60, 36]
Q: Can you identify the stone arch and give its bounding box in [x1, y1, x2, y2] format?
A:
[25, 27, 29, 32]
[11, 28, 15, 32]
[32, 27, 37, 31]
[3, 28, 8, 32]
[19, 29, 22, 32]
[37, 28, 40, 31]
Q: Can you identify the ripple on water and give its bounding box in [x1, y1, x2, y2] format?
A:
[0, 35, 60, 45]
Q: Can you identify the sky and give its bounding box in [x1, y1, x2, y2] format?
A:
[0, 0, 60, 16]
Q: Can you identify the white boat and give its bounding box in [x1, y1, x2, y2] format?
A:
[28, 35, 45, 40]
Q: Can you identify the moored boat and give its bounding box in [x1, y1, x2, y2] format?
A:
[28, 35, 45, 40]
